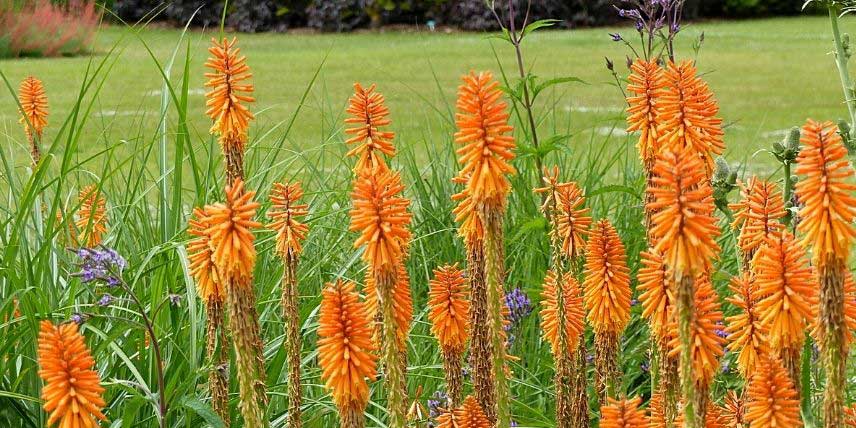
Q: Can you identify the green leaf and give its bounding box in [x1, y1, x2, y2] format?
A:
[513, 216, 548, 239]
[121, 397, 147, 428]
[181, 397, 226, 428]
[586, 184, 642, 200]
[522, 19, 560, 38]
[532, 76, 587, 100]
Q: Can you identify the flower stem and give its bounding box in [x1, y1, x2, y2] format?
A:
[819, 257, 846, 428]
[376, 267, 407, 428]
[676, 273, 700, 428]
[282, 252, 302, 428]
[484, 206, 511, 427]
[829, 5, 856, 140]
[206, 298, 230, 426]
[466, 242, 497, 421]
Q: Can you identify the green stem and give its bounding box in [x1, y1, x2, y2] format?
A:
[829, 5, 856, 139]
[485, 208, 511, 428]
[800, 338, 815, 428]
[676, 273, 700, 428]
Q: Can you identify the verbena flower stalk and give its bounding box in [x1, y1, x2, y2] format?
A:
[428, 264, 470, 408]
[453, 71, 516, 427]
[17, 76, 48, 166]
[268, 182, 310, 428]
[794, 120, 856, 428]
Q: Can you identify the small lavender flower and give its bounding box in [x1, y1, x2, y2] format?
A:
[586, 352, 594, 364]
[73, 247, 127, 286]
[641, 360, 650, 372]
[98, 294, 113, 306]
[427, 390, 447, 419]
[70, 313, 84, 324]
[631, 298, 639, 307]
[721, 360, 730, 374]
[714, 321, 728, 339]
[504, 287, 533, 330]
[168, 294, 182, 306]
[609, 32, 622, 42]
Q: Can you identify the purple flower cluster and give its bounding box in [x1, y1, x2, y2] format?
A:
[72, 247, 127, 286]
[427, 389, 447, 423]
[504, 287, 532, 329]
[613, 0, 685, 57]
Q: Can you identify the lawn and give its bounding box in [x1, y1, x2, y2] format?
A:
[0, 16, 851, 172]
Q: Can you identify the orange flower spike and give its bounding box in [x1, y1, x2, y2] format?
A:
[345, 83, 396, 174]
[454, 71, 516, 204]
[428, 264, 470, 351]
[751, 231, 816, 350]
[349, 171, 412, 272]
[583, 219, 632, 334]
[722, 391, 747, 428]
[845, 403, 856, 427]
[37, 321, 106, 428]
[435, 396, 492, 428]
[451, 174, 485, 245]
[637, 249, 673, 340]
[76, 185, 108, 247]
[845, 272, 856, 345]
[317, 280, 378, 409]
[187, 208, 225, 302]
[655, 61, 725, 169]
[268, 182, 309, 257]
[728, 178, 785, 256]
[626, 59, 666, 163]
[540, 270, 585, 355]
[724, 272, 769, 377]
[746, 355, 801, 428]
[204, 37, 255, 142]
[555, 181, 592, 260]
[794, 119, 856, 263]
[667, 275, 725, 386]
[647, 149, 721, 277]
[600, 396, 649, 428]
[202, 179, 262, 280]
[18, 76, 48, 138]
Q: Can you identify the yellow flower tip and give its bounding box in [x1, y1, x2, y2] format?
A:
[201, 178, 262, 281]
[667, 274, 725, 386]
[187, 207, 225, 302]
[626, 58, 666, 163]
[794, 119, 856, 264]
[37, 320, 106, 428]
[18, 76, 48, 138]
[752, 231, 816, 350]
[648, 148, 720, 276]
[75, 185, 108, 248]
[655, 60, 724, 169]
[539, 270, 585, 356]
[454, 70, 516, 206]
[436, 395, 491, 428]
[746, 354, 801, 428]
[349, 170, 412, 272]
[428, 263, 470, 352]
[363, 261, 413, 347]
[345, 82, 395, 175]
[536, 168, 592, 260]
[637, 249, 674, 341]
[268, 181, 309, 257]
[583, 219, 631, 334]
[204, 37, 255, 144]
[599, 396, 649, 428]
[728, 177, 785, 256]
[724, 272, 769, 377]
[317, 279, 377, 410]
[451, 173, 485, 245]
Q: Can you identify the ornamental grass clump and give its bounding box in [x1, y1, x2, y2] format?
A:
[318, 280, 378, 428]
[267, 182, 309, 428]
[37, 320, 106, 428]
[794, 119, 856, 427]
[583, 219, 631, 403]
[17, 76, 48, 165]
[427, 264, 469, 407]
[452, 70, 516, 426]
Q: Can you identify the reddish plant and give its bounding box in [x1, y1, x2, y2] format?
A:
[0, 0, 99, 58]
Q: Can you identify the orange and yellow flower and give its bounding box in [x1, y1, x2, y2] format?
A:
[349, 170, 412, 272]
[725, 272, 769, 377]
[454, 71, 516, 205]
[668, 275, 725, 387]
[187, 207, 225, 302]
[37, 321, 106, 428]
[648, 149, 720, 276]
[746, 355, 801, 428]
[428, 264, 470, 352]
[75, 185, 108, 248]
[751, 231, 816, 350]
[539, 270, 585, 355]
[451, 174, 484, 245]
[626, 59, 666, 163]
[436, 395, 491, 428]
[200, 179, 261, 281]
[845, 403, 856, 427]
[18, 76, 48, 139]
[722, 390, 746, 428]
[637, 249, 673, 341]
[204, 37, 255, 144]
[655, 61, 724, 170]
[345, 83, 395, 174]
[728, 178, 785, 257]
[318, 279, 378, 409]
[268, 181, 309, 257]
[599, 396, 649, 428]
[555, 181, 592, 260]
[363, 261, 413, 347]
[794, 119, 856, 264]
[583, 219, 631, 334]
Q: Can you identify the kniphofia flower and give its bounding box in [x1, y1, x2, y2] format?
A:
[722, 391, 746, 428]
[18, 76, 48, 140]
[75, 185, 108, 248]
[317, 280, 378, 410]
[451, 174, 484, 245]
[667, 275, 725, 387]
[728, 178, 785, 257]
[436, 395, 492, 428]
[555, 181, 592, 260]
[363, 261, 413, 347]
[746, 355, 801, 428]
[345, 83, 395, 174]
[655, 61, 724, 170]
[349, 170, 412, 272]
[599, 396, 649, 428]
[626, 59, 665, 164]
[539, 270, 585, 355]
[583, 219, 631, 334]
[454, 71, 516, 205]
[648, 149, 720, 277]
[268, 182, 309, 257]
[846, 404, 856, 427]
[201, 179, 261, 281]
[428, 264, 470, 352]
[637, 249, 673, 341]
[37, 321, 106, 428]
[725, 272, 769, 377]
[204, 37, 255, 144]
[187, 207, 225, 302]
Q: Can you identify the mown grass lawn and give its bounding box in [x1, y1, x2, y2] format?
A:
[0, 16, 851, 172]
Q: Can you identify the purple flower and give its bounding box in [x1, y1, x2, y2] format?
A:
[70, 313, 84, 324]
[427, 390, 447, 419]
[641, 360, 650, 372]
[635, 20, 644, 31]
[609, 32, 622, 42]
[721, 361, 730, 374]
[98, 294, 113, 306]
[504, 288, 533, 331]
[169, 294, 182, 306]
[631, 298, 639, 307]
[586, 353, 594, 364]
[73, 247, 126, 286]
[671, 22, 680, 33]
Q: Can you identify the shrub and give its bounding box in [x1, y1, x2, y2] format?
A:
[0, 0, 99, 58]
[306, 0, 368, 32]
